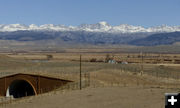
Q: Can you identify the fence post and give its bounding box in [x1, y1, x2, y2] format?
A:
[80, 55, 82, 90]
[88, 72, 90, 87]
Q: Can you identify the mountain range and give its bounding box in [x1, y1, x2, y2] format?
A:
[0, 21, 180, 33]
[0, 22, 180, 47]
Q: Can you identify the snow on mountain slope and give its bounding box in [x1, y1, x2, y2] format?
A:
[79, 21, 112, 32]
[0, 22, 180, 33]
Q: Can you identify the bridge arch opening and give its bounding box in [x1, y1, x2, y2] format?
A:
[6, 80, 35, 98]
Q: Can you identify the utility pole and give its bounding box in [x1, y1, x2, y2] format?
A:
[140, 52, 144, 76]
[80, 55, 82, 90]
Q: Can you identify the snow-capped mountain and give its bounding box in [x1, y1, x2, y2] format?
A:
[0, 22, 180, 33]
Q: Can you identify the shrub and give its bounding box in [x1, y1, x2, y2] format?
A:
[90, 58, 97, 62]
[46, 55, 53, 60]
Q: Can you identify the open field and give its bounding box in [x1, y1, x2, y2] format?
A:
[3, 87, 180, 108]
[0, 52, 180, 108]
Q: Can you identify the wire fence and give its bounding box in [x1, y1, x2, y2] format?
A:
[0, 54, 180, 106]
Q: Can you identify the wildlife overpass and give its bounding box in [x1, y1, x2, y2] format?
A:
[0, 73, 71, 98]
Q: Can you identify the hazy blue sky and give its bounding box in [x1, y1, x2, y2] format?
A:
[0, 0, 179, 27]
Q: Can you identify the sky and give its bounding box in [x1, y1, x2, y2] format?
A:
[0, 0, 179, 27]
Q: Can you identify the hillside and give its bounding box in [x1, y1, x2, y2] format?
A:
[129, 32, 180, 46]
[0, 31, 150, 44]
[0, 25, 180, 49]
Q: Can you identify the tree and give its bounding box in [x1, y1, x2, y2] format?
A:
[105, 54, 113, 62]
[46, 55, 53, 60]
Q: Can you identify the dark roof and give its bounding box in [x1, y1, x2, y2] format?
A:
[0, 73, 72, 82]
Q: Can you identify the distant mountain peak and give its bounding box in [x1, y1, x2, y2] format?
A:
[98, 21, 109, 26]
[0, 22, 180, 33]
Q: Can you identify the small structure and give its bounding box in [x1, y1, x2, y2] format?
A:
[121, 61, 128, 64]
[0, 73, 72, 98]
[108, 60, 117, 64]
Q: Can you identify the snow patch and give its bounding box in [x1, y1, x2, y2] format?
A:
[0, 22, 180, 33]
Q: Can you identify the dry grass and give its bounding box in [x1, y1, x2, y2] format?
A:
[1, 52, 180, 108]
[1, 52, 180, 85]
